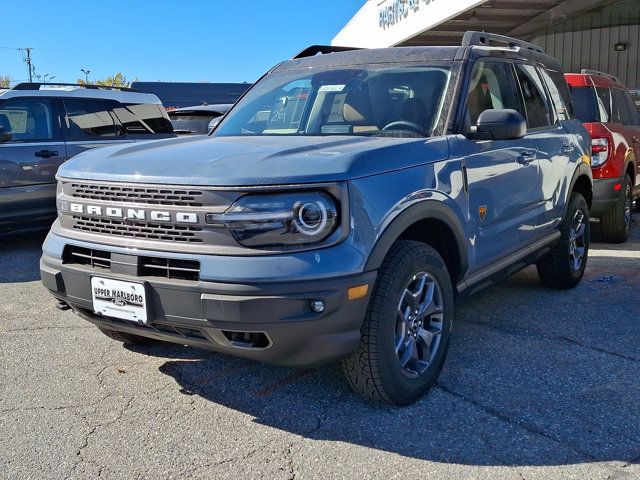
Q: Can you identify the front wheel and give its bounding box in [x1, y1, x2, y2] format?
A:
[537, 192, 590, 289]
[342, 240, 454, 406]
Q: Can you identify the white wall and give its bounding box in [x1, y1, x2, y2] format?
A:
[332, 0, 488, 48]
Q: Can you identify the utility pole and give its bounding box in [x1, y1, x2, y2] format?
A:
[19, 48, 34, 82]
[81, 68, 90, 83]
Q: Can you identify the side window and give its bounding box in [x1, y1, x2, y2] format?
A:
[64, 99, 120, 138]
[538, 68, 570, 121]
[111, 103, 173, 134]
[465, 61, 521, 126]
[0, 98, 54, 142]
[514, 64, 552, 129]
[595, 87, 611, 122]
[622, 90, 640, 126]
[611, 88, 638, 127]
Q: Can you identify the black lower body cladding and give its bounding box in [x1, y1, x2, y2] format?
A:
[40, 253, 376, 367]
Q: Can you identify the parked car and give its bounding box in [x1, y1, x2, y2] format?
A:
[0, 83, 175, 232]
[168, 104, 232, 135]
[565, 69, 640, 242]
[130, 82, 251, 110]
[41, 32, 592, 406]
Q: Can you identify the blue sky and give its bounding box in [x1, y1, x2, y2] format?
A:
[0, 1, 363, 85]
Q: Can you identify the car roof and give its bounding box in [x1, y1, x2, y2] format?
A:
[274, 44, 562, 74]
[565, 72, 629, 90]
[0, 86, 163, 105]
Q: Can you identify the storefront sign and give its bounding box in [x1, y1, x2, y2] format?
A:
[379, 0, 437, 30]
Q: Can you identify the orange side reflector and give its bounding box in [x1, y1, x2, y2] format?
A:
[348, 284, 369, 300]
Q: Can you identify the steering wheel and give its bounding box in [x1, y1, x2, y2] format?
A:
[382, 121, 427, 136]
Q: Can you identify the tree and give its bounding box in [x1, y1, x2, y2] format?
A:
[0, 75, 10, 88]
[77, 72, 135, 87]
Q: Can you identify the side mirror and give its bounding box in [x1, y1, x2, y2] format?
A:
[208, 116, 223, 133]
[466, 109, 527, 141]
[0, 126, 10, 143]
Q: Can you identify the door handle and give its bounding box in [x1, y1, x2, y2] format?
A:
[518, 150, 537, 166]
[34, 150, 58, 158]
[561, 143, 575, 153]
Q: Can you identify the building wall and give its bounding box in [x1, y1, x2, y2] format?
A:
[532, 1, 640, 88]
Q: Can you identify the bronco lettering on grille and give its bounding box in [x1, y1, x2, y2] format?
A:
[66, 203, 199, 224]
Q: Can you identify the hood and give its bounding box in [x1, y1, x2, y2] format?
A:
[57, 135, 450, 186]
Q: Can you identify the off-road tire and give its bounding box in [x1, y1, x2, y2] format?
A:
[600, 174, 633, 243]
[98, 327, 157, 345]
[537, 192, 589, 289]
[342, 240, 454, 406]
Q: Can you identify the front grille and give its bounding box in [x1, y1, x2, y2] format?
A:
[62, 245, 200, 281]
[70, 183, 204, 207]
[62, 246, 111, 270]
[140, 257, 201, 281]
[72, 216, 203, 243]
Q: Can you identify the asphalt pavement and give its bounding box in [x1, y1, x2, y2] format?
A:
[0, 220, 639, 480]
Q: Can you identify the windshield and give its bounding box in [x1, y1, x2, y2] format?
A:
[214, 65, 452, 138]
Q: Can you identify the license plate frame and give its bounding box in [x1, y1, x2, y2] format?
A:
[91, 276, 148, 323]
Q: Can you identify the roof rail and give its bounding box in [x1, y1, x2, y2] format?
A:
[580, 68, 621, 83]
[293, 45, 361, 59]
[462, 31, 545, 54]
[11, 82, 138, 92]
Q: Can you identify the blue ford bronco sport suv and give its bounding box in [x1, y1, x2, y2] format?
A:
[41, 32, 593, 405]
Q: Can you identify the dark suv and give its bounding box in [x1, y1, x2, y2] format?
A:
[41, 33, 593, 405]
[565, 70, 640, 242]
[0, 83, 174, 232]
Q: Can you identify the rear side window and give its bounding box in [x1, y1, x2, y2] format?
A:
[623, 90, 640, 126]
[0, 98, 54, 142]
[64, 99, 120, 138]
[514, 64, 552, 129]
[595, 87, 611, 122]
[112, 103, 173, 134]
[570, 87, 598, 123]
[611, 88, 640, 127]
[538, 68, 571, 121]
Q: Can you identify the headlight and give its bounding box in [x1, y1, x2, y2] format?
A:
[206, 192, 339, 247]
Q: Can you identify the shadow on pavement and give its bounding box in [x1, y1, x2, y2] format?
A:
[0, 229, 48, 283]
[145, 222, 640, 467]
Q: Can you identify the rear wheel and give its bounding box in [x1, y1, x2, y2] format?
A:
[600, 174, 633, 243]
[98, 327, 157, 346]
[342, 240, 454, 406]
[537, 192, 589, 289]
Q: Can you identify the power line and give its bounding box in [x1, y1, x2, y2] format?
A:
[0, 46, 35, 82]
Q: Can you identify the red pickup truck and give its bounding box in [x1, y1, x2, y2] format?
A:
[566, 70, 640, 242]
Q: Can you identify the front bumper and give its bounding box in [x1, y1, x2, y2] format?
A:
[590, 176, 625, 217]
[40, 233, 375, 367]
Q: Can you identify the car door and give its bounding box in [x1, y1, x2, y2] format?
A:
[62, 98, 134, 160]
[460, 60, 542, 267]
[521, 64, 579, 230]
[0, 96, 67, 224]
[611, 87, 640, 197]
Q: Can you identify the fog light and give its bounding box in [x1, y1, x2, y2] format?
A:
[310, 300, 325, 313]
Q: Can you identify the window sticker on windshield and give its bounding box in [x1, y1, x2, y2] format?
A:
[319, 85, 345, 93]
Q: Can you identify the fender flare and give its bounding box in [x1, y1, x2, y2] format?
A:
[568, 161, 593, 207]
[364, 200, 469, 282]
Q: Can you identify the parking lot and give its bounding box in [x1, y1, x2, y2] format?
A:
[0, 221, 638, 480]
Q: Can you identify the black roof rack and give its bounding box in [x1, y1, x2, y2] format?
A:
[580, 68, 621, 83]
[293, 45, 361, 59]
[11, 82, 138, 92]
[462, 31, 545, 54]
